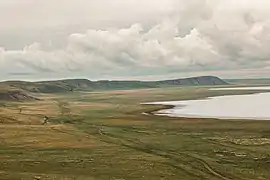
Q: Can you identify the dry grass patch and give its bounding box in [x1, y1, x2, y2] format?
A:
[35, 93, 62, 100]
[103, 119, 151, 126]
[69, 102, 111, 114]
[0, 101, 60, 125]
[18, 101, 60, 116]
[107, 89, 154, 95]
[0, 124, 99, 149]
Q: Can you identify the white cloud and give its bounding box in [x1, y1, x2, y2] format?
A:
[1, 0, 270, 80]
[0, 20, 220, 79]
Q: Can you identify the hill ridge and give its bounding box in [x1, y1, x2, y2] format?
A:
[0, 76, 228, 95]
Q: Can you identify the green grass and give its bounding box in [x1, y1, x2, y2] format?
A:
[1, 86, 270, 179]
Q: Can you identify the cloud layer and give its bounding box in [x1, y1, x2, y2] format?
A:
[1, 0, 270, 80]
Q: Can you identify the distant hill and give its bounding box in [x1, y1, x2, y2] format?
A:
[156, 76, 228, 86]
[0, 76, 228, 94]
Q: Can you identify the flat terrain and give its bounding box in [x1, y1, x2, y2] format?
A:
[226, 78, 270, 86]
[1, 86, 270, 179]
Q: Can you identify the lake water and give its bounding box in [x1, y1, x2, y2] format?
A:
[148, 87, 270, 120]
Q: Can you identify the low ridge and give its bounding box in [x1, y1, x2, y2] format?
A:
[0, 76, 228, 95]
[0, 90, 39, 101]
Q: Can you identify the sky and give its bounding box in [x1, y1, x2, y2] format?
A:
[1, 0, 270, 81]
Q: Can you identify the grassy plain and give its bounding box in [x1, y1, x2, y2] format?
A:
[1, 87, 270, 179]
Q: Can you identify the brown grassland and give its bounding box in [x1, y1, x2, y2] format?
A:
[1, 87, 270, 179]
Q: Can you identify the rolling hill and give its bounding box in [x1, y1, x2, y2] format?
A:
[0, 76, 228, 100]
[0, 76, 228, 94]
[0, 90, 39, 101]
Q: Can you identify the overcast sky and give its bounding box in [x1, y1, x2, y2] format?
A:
[1, 0, 270, 81]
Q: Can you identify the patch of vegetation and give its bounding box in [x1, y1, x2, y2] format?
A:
[1, 86, 270, 179]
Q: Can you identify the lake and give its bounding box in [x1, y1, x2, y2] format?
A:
[148, 87, 270, 120]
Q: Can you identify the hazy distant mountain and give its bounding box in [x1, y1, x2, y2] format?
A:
[0, 76, 228, 96]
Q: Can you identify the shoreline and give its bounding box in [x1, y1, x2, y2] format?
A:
[143, 93, 270, 121]
[143, 104, 270, 121]
[143, 104, 176, 115]
[142, 86, 270, 121]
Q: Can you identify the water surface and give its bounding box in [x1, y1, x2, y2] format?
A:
[149, 87, 270, 120]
